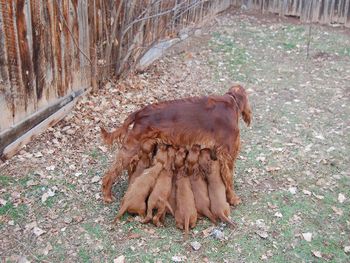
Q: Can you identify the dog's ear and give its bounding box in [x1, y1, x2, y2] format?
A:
[227, 85, 252, 126]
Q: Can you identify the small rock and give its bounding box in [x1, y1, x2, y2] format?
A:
[256, 230, 268, 239]
[288, 187, 297, 194]
[338, 193, 346, 203]
[210, 229, 224, 240]
[190, 241, 201, 251]
[302, 232, 312, 242]
[91, 176, 100, 183]
[64, 216, 72, 224]
[274, 212, 283, 218]
[0, 198, 7, 206]
[114, 255, 125, 263]
[8, 220, 14, 226]
[344, 246, 350, 253]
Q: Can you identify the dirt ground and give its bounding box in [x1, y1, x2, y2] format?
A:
[1, 9, 349, 263]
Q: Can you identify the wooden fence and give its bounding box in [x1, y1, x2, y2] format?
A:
[245, 0, 350, 27]
[0, 0, 235, 160]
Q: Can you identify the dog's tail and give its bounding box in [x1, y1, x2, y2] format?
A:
[184, 215, 190, 240]
[100, 110, 139, 146]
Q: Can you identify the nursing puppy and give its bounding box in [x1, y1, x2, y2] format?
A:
[143, 146, 176, 226]
[190, 168, 216, 224]
[175, 148, 197, 239]
[200, 149, 236, 227]
[114, 145, 168, 221]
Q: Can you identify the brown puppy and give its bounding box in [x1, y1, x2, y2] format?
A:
[166, 147, 188, 217]
[114, 145, 168, 221]
[175, 150, 197, 239]
[190, 169, 216, 224]
[200, 149, 235, 227]
[185, 145, 201, 176]
[143, 146, 176, 226]
[128, 152, 151, 185]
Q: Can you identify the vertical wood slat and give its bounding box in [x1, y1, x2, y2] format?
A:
[0, 1, 13, 131]
[1, 0, 26, 125]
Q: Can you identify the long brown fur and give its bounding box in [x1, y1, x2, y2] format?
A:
[101, 85, 251, 204]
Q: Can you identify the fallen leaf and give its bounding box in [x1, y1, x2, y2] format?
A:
[202, 226, 215, 238]
[171, 255, 187, 262]
[34, 151, 43, 158]
[114, 255, 125, 263]
[127, 233, 141, 239]
[45, 165, 55, 171]
[266, 166, 281, 172]
[91, 176, 100, 183]
[41, 189, 55, 203]
[312, 250, 322, 258]
[302, 232, 312, 242]
[331, 206, 343, 216]
[33, 227, 46, 237]
[338, 193, 346, 203]
[312, 192, 324, 200]
[302, 189, 311, 196]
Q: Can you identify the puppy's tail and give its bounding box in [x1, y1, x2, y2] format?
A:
[184, 215, 190, 240]
[164, 200, 174, 216]
[100, 110, 139, 146]
[219, 213, 236, 229]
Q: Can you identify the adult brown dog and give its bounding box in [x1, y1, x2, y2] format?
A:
[113, 145, 168, 221]
[200, 149, 236, 227]
[101, 85, 251, 205]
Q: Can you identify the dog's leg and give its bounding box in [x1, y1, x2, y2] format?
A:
[102, 145, 139, 203]
[218, 151, 241, 206]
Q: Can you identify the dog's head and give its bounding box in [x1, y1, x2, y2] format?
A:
[226, 85, 252, 126]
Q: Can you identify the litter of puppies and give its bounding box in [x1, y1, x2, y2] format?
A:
[101, 85, 252, 238]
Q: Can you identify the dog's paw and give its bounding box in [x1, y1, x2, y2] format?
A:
[228, 195, 241, 206]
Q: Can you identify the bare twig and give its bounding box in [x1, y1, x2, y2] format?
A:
[306, 22, 312, 59]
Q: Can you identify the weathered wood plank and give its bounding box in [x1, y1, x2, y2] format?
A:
[0, 88, 86, 157]
[0, 89, 87, 161]
[16, 0, 36, 116]
[0, 2, 14, 132]
[1, 0, 27, 126]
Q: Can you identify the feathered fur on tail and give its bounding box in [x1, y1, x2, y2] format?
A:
[100, 110, 139, 146]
